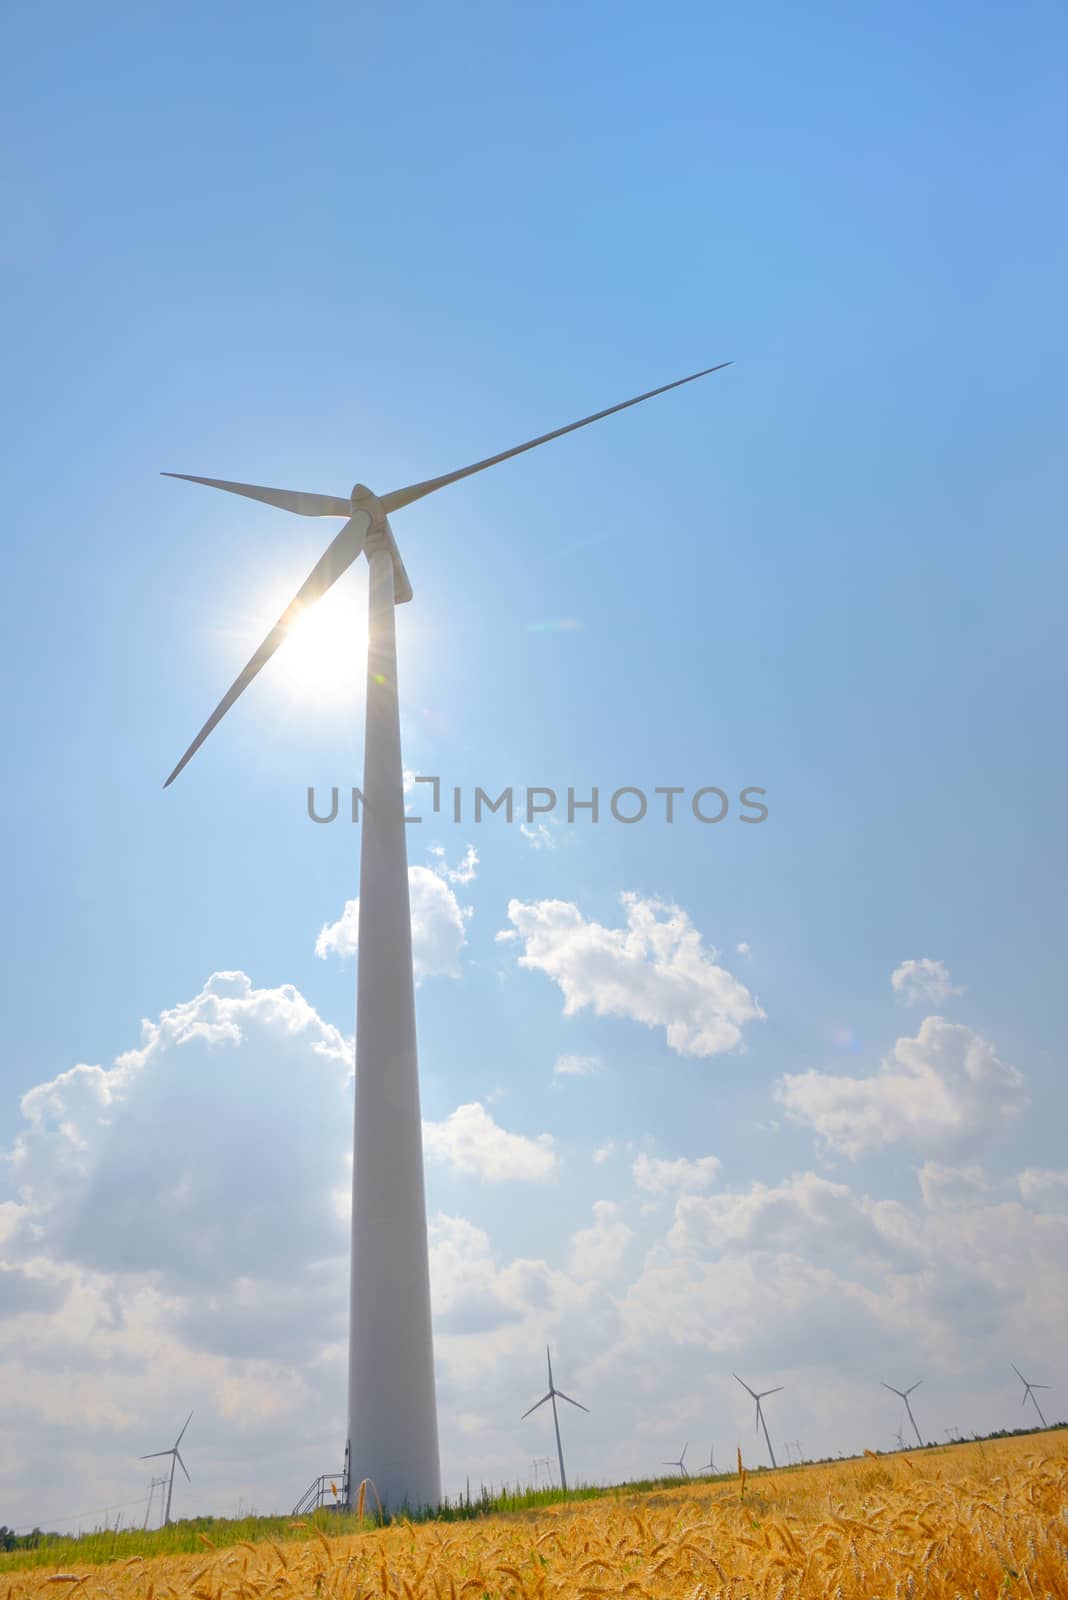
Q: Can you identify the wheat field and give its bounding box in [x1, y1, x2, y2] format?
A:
[4, 1434, 1067, 1599]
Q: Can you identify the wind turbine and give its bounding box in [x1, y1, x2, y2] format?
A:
[138, 1412, 192, 1526]
[882, 1380, 924, 1448]
[698, 1444, 717, 1475]
[734, 1374, 783, 1469]
[893, 1425, 907, 1452]
[163, 362, 729, 1511]
[1012, 1363, 1051, 1428]
[521, 1345, 589, 1494]
[662, 1443, 689, 1478]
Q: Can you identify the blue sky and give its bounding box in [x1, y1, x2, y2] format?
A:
[1, 0, 1066, 1529]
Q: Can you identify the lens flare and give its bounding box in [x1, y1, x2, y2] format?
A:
[525, 618, 584, 634]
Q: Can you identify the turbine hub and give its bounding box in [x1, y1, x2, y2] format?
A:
[350, 484, 414, 604]
[351, 483, 386, 521]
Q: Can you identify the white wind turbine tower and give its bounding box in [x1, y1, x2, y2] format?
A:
[881, 1380, 924, 1448]
[662, 1443, 689, 1478]
[138, 1412, 192, 1526]
[521, 1345, 589, 1494]
[733, 1374, 783, 1469]
[163, 363, 730, 1512]
[1012, 1362, 1051, 1428]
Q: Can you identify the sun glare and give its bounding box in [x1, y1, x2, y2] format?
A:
[243, 574, 369, 710]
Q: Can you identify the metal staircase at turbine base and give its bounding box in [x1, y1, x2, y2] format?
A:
[291, 1473, 347, 1517]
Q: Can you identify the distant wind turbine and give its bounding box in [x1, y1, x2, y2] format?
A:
[893, 1425, 907, 1452]
[662, 1443, 689, 1477]
[882, 1381, 924, 1448]
[734, 1374, 783, 1469]
[699, 1444, 717, 1475]
[1012, 1363, 1051, 1429]
[521, 1345, 589, 1494]
[139, 1412, 192, 1526]
[164, 362, 730, 1511]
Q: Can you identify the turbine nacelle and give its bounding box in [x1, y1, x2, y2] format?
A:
[349, 485, 413, 605]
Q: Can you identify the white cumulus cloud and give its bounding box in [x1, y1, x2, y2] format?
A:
[776, 1017, 1027, 1159]
[1016, 1168, 1068, 1210]
[501, 892, 763, 1058]
[429, 843, 479, 884]
[0, 968, 364, 1527]
[633, 1153, 722, 1195]
[422, 1102, 559, 1182]
[553, 1053, 601, 1078]
[916, 1162, 991, 1210]
[315, 861, 471, 983]
[5, 971, 353, 1292]
[568, 1201, 632, 1280]
[891, 958, 963, 1006]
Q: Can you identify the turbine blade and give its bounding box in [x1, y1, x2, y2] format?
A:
[162, 473, 352, 519]
[176, 1450, 190, 1483]
[379, 362, 733, 515]
[521, 1393, 552, 1419]
[163, 512, 371, 787]
[881, 1383, 903, 1398]
[138, 1451, 170, 1460]
[762, 1388, 784, 1397]
[906, 1382, 923, 1395]
[1031, 1384, 1051, 1390]
[555, 1390, 590, 1413]
[733, 1373, 757, 1398]
[175, 1411, 193, 1448]
[1011, 1364, 1027, 1384]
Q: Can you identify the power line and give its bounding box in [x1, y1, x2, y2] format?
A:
[13, 1495, 150, 1535]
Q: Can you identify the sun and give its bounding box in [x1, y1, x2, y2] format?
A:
[241, 572, 369, 710]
